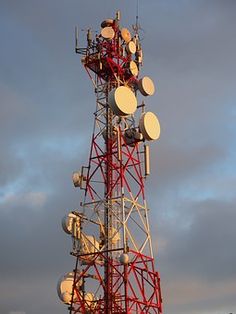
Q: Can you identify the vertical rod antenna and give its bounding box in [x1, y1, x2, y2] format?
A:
[144, 144, 150, 177]
[135, 0, 139, 35]
[75, 26, 79, 50]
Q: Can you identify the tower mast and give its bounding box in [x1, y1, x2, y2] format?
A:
[58, 11, 163, 314]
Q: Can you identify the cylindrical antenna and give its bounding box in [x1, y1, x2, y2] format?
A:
[87, 29, 92, 47]
[117, 128, 121, 161]
[144, 144, 150, 177]
[75, 26, 79, 50]
[116, 10, 121, 21]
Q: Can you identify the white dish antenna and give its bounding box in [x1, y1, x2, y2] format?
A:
[121, 28, 131, 43]
[127, 60, 139, 77]
[62, 212, 80, 237]
[101, 19, 114, 28]
[101, 26, 115, 40]
[138, 76, 155, 96]
[57, 272, 79, 304]
[139, 112, 161, 141]
[57, 272, 94, 306]
[126, 41, 136, 54]
[108, 86, 137, 116]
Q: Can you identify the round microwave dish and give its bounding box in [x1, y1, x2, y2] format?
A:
[126, 41, 136, 54]
[101, 26, 115, 40]
[121, 28, 132, 43]
[139, 112, 160, 141]
[138, 76, 155, 96]
[101, 19, 114, 28]
[108, 86, 137, 116]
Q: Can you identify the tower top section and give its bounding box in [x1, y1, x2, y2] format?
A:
[75, 11, 144, 84]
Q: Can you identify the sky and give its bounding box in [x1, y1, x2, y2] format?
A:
[0, 0, 236, 313]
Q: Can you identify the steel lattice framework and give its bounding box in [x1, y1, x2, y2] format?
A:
[58, 11, 162, 314]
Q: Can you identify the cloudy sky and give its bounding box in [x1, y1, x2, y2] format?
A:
[0, 0, 236, 313]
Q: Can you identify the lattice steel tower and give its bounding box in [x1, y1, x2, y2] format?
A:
[57, 11, 163, 314]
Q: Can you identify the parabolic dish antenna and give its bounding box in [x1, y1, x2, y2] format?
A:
[139, 112, 161, 141]
[108, 86, 137, 116]
[138, 76, 155, 96]
[126, 41, 136, 54]
[57, 272, 78, 304]
[121, 28, 131, 43]
[101, 19, 114, 28]
[101, 26, 115, 40]
[62, 212, 79, 235]
[127, 60, 139, 77]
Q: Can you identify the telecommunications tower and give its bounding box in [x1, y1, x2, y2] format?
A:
[57, 11, 163, 313]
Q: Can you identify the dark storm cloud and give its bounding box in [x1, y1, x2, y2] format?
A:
[0, 1, 236, 314]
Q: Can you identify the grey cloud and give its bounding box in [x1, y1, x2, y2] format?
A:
[180, 199, 236, 280]
[159, 198, 236, 280]
[153, 198, 236, 313]
[0, 148, 24, 187]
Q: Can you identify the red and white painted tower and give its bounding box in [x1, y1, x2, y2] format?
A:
[58, 11, 163, 314]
